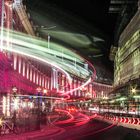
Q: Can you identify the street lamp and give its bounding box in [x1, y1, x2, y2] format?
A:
[35, 25, 56, 49]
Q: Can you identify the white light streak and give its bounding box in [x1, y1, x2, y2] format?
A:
[1, 29, 96, 96]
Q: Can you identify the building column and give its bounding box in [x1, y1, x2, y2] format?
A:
[51, 67, 58, 91]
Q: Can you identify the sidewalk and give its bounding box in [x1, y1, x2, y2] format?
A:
[0, 125, 64, 140]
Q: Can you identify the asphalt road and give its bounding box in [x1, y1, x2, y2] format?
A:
[32, 113, 140, 140]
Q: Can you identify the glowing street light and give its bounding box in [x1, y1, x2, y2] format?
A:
[131, 88, 136, 94]
[43, 89, 48, 95]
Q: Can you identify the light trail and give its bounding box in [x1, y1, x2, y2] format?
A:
[62, 77, 92, 95]
[54, 109, 94, 128]
[3, 29, 90, 79]
[1, 28, 96, 96]
[72, 113, 90, 127]
[11, 94, 63, 100]
[54, 109, 74, 124]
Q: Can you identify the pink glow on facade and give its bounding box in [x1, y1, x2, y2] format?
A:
[0, 0, 112, 102]
[0, 0, 54, 95]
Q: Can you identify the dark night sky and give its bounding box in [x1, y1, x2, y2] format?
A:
[27, 0, 117, 38]
[45, 0, 117, 36]
[25, 0, 119, 77]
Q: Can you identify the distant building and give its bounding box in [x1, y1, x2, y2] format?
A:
[108, 0, 140, 116]
[109, 45, 118, 61]
[114, 2, 140, 87]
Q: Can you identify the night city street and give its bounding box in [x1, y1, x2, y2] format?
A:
[0, 0, 140, 140]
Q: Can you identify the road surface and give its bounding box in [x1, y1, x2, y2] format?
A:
[30, 112, 140, 140]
